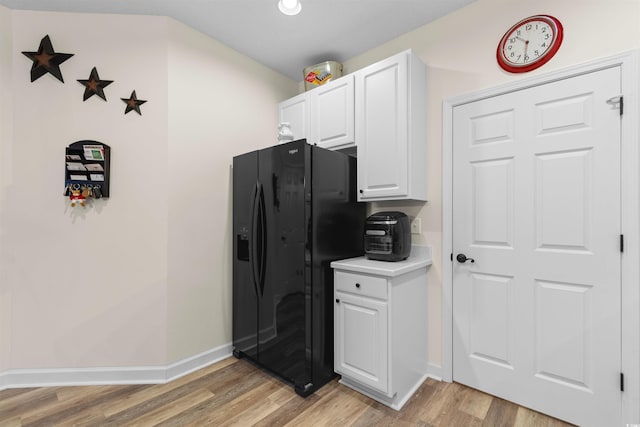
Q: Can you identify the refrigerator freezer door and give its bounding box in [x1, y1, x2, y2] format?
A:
[232, 151, 259, 360]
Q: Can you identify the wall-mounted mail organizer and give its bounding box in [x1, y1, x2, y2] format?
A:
[64, 140, 111, 201]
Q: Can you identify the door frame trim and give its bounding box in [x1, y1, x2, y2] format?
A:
[442, 51, 640, 423]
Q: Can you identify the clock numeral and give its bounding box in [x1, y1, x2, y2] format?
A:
[525, 24, 532, 31]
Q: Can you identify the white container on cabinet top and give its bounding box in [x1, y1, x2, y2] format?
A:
[355, 49, 427, 201]
[331, 245, 431, 410]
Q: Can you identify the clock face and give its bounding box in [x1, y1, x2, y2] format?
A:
[497, 15, 563, 73]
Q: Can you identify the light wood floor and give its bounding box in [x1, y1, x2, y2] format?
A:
[0, 357, 574, 426]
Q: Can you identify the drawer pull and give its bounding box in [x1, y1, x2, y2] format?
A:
[336, 298, 340, 303]
[355, 283, 360, 288]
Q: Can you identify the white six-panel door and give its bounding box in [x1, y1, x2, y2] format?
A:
[452, 66, 621, 426]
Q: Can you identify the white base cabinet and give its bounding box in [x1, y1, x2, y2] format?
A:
[331, 247, 431, 410]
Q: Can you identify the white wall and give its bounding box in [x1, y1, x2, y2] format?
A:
[0, 4, 13, 374]
[166, 20, 296, 362]
[1, 9, 297, 372]
[5, 10, 170, 369]
[342, 0, 640, 371]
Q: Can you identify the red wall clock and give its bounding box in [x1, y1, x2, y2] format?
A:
[497, 14, 563, 73]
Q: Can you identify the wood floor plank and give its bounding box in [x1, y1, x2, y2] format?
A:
[98, 357, 241, 419]
[481, 396, 519, 427]
[283, 384, 370, 426]
[0, 416, 21, 427]
[153, 364, 275, 427]
[515, 406, 572, 427]
[458, 384, 493, 419]
[252, 384, 325, 426]
[186, 378, 284, 425]
[126, 388, 215, 427]
[21, 385, 146, 427]
[0, 388, 59, 422]
[215, 382, 286, 426]
[0, 357, 576, 427]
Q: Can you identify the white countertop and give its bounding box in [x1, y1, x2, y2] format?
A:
[330, 245, 432, 277]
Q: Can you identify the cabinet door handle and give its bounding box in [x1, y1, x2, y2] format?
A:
[335, 298, 340, 303]
[355, 283, 360, 288]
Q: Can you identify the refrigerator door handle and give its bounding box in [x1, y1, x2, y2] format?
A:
[250, 182, 261, 298]
[256, 184, 267, 296]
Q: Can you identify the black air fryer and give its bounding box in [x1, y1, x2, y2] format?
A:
[364, 211, 411, 261]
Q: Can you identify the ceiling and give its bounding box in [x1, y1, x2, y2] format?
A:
[0, 0, 477, 81]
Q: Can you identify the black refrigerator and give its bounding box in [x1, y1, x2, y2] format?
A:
[232, 139, 366, 396]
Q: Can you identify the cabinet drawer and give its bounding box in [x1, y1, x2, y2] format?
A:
[334, 270, 387, 300]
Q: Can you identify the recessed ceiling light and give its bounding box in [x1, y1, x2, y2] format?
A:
[278, 0, 301, 16]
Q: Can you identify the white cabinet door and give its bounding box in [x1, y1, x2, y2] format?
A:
[355, 50, 427, 202]
[356, 52, 409, 200]
[310, 75, 355, 150]
[278, 92, 308, 142]
[335, 291, 389, 395]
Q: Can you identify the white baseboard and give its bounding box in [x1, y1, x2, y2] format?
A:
[427, 362, 443, 382]
[0, 342, 233, 391]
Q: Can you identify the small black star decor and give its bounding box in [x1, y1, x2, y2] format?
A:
[22, 35, 74, 83]
[121, 90, 147, 115]
[77, 67, 113, 101]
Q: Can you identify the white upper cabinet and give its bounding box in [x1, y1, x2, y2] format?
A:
[278, 91, 308, 142]
[355, 50, 427, 202]
[309, 74, 355, 150]
[277, 50, 427, 202]
[278, 75, 355, 149]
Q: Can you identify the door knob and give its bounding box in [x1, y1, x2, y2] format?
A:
[456, 253, 475, 263]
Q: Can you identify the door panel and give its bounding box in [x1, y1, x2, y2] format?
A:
[471, 158, 514, 247]
[335, 291, 389, 395]
[535, 149, 593, 251]
[469, 273, 514, 368]
[535, 279, 591, 389]
[453, 66, 621, 426]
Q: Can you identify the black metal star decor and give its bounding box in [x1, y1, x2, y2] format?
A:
[21, 35, 74, 83]
[77, 67, 113, 101]
[121, 90, 147, 115]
